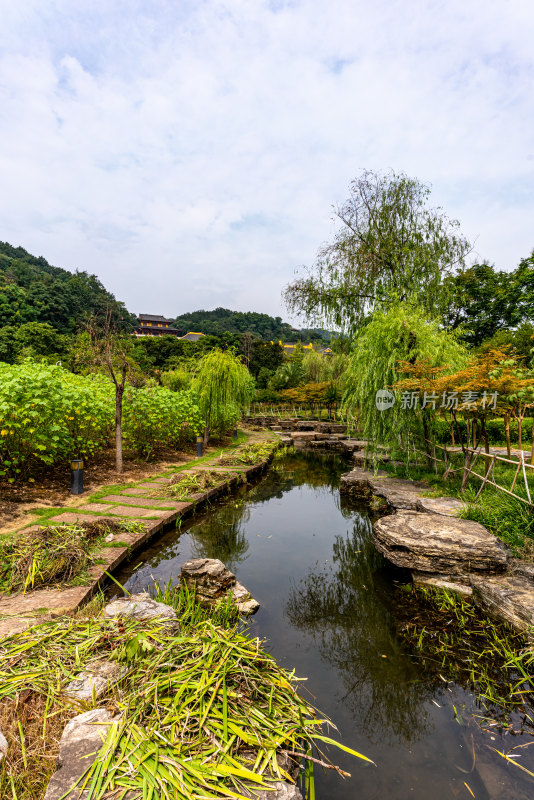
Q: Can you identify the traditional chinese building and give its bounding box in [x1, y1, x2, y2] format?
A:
[133, 314, 180, 337]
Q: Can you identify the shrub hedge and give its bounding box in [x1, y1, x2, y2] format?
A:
[0, 362, 202, 479]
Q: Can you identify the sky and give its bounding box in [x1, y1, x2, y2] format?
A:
[0, 0, 533, 322]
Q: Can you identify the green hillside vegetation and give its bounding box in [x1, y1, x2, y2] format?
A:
[173, 306, 330, 342]
[0, 241, 135, 335]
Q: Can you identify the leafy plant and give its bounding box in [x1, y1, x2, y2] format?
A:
[192, 349, 255, 445]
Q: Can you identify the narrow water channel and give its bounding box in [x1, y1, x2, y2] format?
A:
[114, 451, 534, 800]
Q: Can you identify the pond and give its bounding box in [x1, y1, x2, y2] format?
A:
[114, 451, 534, 799]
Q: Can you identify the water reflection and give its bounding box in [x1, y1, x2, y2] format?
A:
[188, 502, 251, 572]
[286, 515, 440, 744]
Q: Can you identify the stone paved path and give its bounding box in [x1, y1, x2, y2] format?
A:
[0, 434, 274, 638]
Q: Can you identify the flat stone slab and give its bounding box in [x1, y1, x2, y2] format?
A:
[472, 574, 534, 637]
[373, 512, 508, 574]
[416, 496, 465, 517]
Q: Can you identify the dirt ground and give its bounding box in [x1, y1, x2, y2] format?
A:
[0, 446, 193, 535]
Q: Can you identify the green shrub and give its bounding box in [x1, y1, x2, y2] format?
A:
[0, 361, 113, 479]
[122, 387, 202, 457]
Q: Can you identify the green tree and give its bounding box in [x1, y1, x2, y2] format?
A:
[445, 253, 534, 347]
[342, 302, 468, 455]
[248, 341, 284, 380]
[192, 349, 254, 445]
[284, 170, 471, 335]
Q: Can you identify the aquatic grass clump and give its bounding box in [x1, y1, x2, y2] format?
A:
[0, 582, 372, 800]
[396, 586, 534, 731]
[0, 519, 145, 594]
[218, 441, 277, 467]
[150, 469, 245, 500]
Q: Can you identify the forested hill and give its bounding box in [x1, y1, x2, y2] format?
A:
[173, 307, 331, 342]
[0, 242, 135, 334]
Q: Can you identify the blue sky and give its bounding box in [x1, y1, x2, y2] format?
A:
[1, 0, 533, 321]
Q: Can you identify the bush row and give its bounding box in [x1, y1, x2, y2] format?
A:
[0, 362, 202, 479]
[432, 417, 534, 447]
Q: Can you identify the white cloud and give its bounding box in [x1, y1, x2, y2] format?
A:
[0, 0, 533, 319]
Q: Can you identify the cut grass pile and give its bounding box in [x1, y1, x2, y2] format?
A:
[150, 470, 244, 500]
[0, 582, 371, 800]
[396, 585, 534, 732]
[217, 441, 277, 467]
[0, 519, 145, 594]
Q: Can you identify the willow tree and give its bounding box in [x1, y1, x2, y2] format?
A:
[342, 302, 468, 458]
[284, 170, 471, 336]
[192, 349, 254, 445]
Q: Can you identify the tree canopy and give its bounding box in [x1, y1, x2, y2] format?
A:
[0, 241, 135, 335]
[444, 253, 534, 347]
[284, 170, 471, 336]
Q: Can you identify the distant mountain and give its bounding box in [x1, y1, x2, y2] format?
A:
[0, 242, 135, 334]
[173, 307, 332, 342]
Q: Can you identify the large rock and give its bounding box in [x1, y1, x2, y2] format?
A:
[181, 558, 260, 615]
[373, 511, 508, 574]
[103, 592, 177, 622]
[339, 467, 427, 510]
[44, 708, 124, 800]
[472, 574, 534, 638]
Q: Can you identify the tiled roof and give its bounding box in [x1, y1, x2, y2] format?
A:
[138, 314, 174, 323]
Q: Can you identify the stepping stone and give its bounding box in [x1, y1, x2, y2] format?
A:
[99, 494, 166, 508]
[49, 512, 102, 524]
[472, 574, 534, 638]
[373, 511, 508, 574]
[78, 502, 118, 513]
[416, 496, 465, 517]
[105, 505, 154, 518]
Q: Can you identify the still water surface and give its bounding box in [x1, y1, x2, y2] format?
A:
[115, 452, 533, 799]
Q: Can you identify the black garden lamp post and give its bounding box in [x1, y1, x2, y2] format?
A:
[196, 436, 203, 457]
[70, 459, 84, 494]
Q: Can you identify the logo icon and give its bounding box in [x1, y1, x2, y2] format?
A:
[375, 390, 395, 411]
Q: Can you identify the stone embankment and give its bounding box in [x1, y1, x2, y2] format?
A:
[341, 466, 534, 639]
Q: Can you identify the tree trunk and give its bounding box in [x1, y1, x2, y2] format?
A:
[115, 385, 124, 473]
[203, 414, 210, 447]
[461, 448, 473, 492]
[422, 412, 433, 470]
[504, 411, 511, 459]
[481, 417, 491, 477]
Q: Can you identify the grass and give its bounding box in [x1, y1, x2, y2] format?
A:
[0, 581, 371, 800]
[150, 470, 245, 501]
[217, 441, 278, 467]
[0, 520, 146, 594]
[396, 585, 534, 733]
